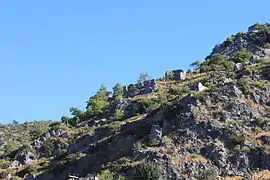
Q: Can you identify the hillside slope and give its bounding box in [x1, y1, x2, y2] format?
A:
[0, 23, 270, 180]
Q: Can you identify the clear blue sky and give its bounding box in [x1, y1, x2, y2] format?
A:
[0, 1, 269, 123]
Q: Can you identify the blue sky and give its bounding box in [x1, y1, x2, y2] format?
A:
[0, 1, 269, 123]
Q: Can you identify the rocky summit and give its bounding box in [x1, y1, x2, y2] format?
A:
[0, 23, 270, 180]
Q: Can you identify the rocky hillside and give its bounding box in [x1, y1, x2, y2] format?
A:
[0, 23, 270, 180]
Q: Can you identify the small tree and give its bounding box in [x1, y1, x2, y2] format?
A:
[12, 120, 19, 124]
[114, 109, 125, 120]
[61, 116, 72, 125]
[233, 48, 253, 63]
[69, 107, 84, 117]
[190, 60, 202, 70]
[113, 83, 124, 100]
[222, 61, 235, 72]
[207, 54, 227, 66]
[86, 84, 110, 117]
[137, 73, 150, 83]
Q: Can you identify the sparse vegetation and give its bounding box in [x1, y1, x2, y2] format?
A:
[198, 168, 218, 180]
[1, 22, 270, 180]
[98, 170, 114, 180]
[114, 109, 125, 120]
[233, 48, 253, 63]
[134, 161, 160, 180]
[264, 43, 270, 49]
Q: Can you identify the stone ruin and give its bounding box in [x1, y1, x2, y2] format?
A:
[165, 69, 186, 81]
[123, 79, 157, 98]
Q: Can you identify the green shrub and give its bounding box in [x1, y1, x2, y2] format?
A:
[249, 23, 270, 31]
[223, 61, 235, 72]
[98, 170, 114, 180]
[233, 49, 253, 63]
[264, 43, 270, 49]
[42, 139, 55, 156]
[254, 80, 270, 88]
[113, 83, 124, 100]
[234, 145, 250, 153]
[114, 109, 125, 120]
[227, 119, 237, 125]
[239, 78, 250, 90]
[100, 122, 122, 135]
[190, 60, 202, 70]
[199, 169, 218, 180]
[18, 164, 38, 177]
[223, 36, 235, 47]
[255, 126, 263, 133]
[146, 139, 160, 147]
[230, 132, 246, 144]
[207, 54, 228, 65]
[64, 153, 84, 164]
[118, 176, 127, 180]
[11, 176, 23, 180]
[204, 82, 215, 89]
[86, 84, 110, 118]
[200, 54, 228, 72]
[156, 88, 168, 105]
[138, 98, 160, 113]
[165, 71, 174, 80]
[169, 85, 190, 95]
[134, 161, 160, 180]
[0, 159, 9, 169]
[30, 126, 48, 140]
[255, 117, 270, 125]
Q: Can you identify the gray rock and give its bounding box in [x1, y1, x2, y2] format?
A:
[149, 125, 162, 142]
[162, 119, 172, 134]
[198, 82, 208, 91]
[257, 135, 270, 145]
[235, 63, 244, 71]
[264, 49, 270, 56]
[123, 79, 158, 98]
[143, 79, 157, 94]
[56, 129, 63, 136]
[15, 149, 36, 165]
[68, 134, 96, 153]
[208, 146, 228, 168]
[45, 132, 51, 138]
[49, 129, 56, 137]
[224, 78, 233, 83]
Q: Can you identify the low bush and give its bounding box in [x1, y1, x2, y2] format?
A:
[134, 161, 160, 180]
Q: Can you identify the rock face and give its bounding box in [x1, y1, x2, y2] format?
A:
[15, 149, 36, 165]
[235, 63, 244, 71]
[148, 125, 162, 142]
[2, 23, 270, 180]
[165, 69, 186, 81]
[210, 29, 270, 60]
[123, 79, 157, 98]
[67, 134, 97, 154]
[189, 82, 208, 91]
[257, 135, 270, 145]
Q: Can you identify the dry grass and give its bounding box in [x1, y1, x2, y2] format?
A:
[222, 176, 243, 180]
[252, 170, 270, 180]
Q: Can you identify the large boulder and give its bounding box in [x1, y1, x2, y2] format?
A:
[198, 82, 208, 91]
[235, 63, 244, 71]
[257, 135, 270, 145]
[15, 148, 36, 165]
[68, 134, 97, 154]
[143, 79, 157, 94]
